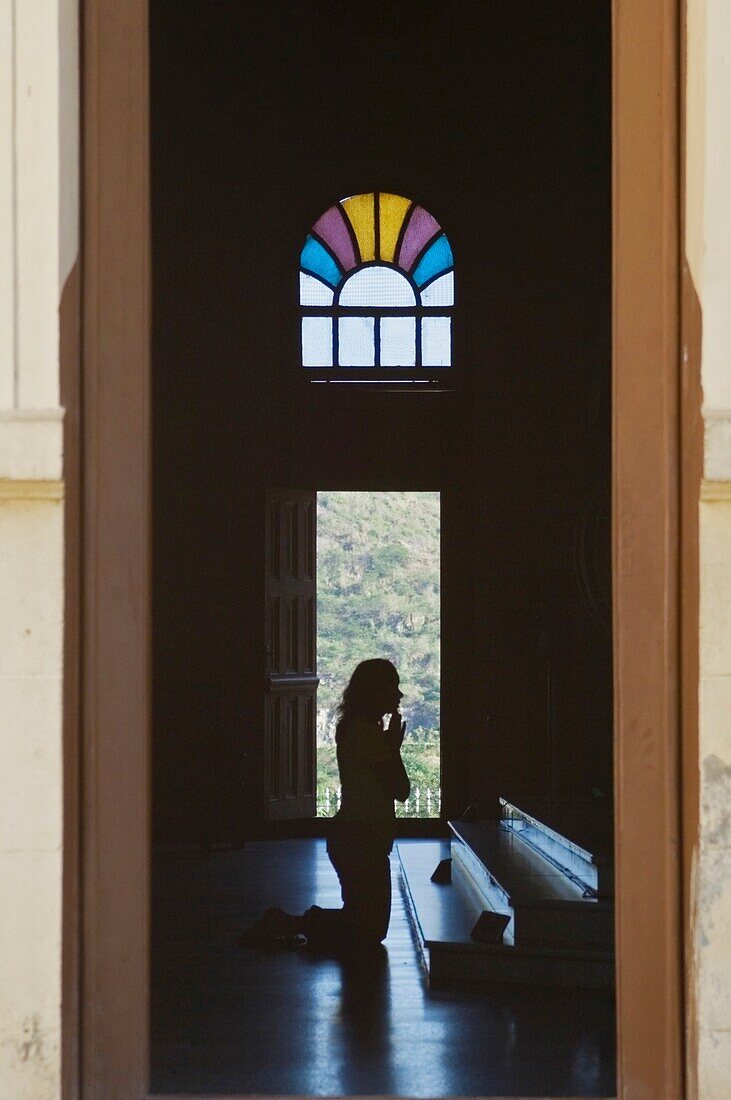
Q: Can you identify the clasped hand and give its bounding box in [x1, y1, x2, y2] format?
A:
[385, 710, 406, 750]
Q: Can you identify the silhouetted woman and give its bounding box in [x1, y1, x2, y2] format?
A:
[238, 659, 410, 950]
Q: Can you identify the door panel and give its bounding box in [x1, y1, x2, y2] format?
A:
[264, 490, 318, 818]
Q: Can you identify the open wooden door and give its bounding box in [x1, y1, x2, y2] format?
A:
[264, 490, 318, 818]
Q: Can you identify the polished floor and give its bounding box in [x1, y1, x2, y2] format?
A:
[151, 839, 616, 1096]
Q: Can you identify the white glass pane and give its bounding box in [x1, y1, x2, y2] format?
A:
[300, 272, 335, 306]
[338, 316, 375, 366]
[339, 265, 416, 307]
[380, 316, 416, 366]
[420, 271, 454, 306]
[301, 316, 333, 367]
[421, 316, 451, 366]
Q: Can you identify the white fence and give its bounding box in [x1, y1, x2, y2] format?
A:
[316, 784, 442, 819]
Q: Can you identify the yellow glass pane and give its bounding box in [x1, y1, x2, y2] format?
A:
[341, 193, 376, 263]
[379, 193, 411, 263]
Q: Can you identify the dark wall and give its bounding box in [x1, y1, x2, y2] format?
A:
[151, 1, 612, 852]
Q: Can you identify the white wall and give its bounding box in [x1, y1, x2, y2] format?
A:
[686, 1, 731, 1095]
[0, 1, 77, 1096]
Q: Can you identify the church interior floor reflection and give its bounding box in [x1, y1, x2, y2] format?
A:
[151, 839, 616, 1096]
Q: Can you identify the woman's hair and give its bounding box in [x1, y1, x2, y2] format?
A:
[335, 658, 398, 741]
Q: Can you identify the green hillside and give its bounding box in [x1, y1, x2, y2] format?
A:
[316, 491, 441, 814]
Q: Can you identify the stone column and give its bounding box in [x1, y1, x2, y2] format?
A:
[0, 1, 78, 1096]
[687, 2, 731, 1095]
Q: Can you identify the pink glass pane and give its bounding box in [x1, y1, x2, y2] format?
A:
[312, 206, 358, 272]
[398, 206, 441, 273]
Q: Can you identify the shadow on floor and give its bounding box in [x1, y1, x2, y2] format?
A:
[150, 839, 616, 1096]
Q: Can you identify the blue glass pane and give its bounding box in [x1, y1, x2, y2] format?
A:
[300, 235, 342, 288]
[412, 234, 453, 288]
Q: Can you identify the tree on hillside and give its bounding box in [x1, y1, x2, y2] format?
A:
[316, 491, 441, 809]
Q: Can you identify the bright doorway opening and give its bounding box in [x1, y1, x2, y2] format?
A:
[316, 491, 441, 818]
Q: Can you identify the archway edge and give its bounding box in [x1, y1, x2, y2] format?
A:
[75, 1, 685, 1096]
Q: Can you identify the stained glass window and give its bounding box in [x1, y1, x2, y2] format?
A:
[300, 192, 454, 376]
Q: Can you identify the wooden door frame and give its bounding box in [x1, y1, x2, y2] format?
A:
[72, 1, 691, 1096]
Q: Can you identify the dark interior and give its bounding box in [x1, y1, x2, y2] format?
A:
[151, 0, 612, 856]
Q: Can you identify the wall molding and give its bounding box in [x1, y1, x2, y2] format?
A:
[0, 407, 66, 422]
[0, 478, 65, 501]
[700, 479, 731, 502]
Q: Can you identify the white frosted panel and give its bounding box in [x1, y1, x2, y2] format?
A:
[380, 317, 416, 366]
[421, 316, 451, 366]
[301, 316, 333, 366]
[339, 265, 415, 307]
[339, 316, 375, 366]
[300, 272, 335, 306]
[420, 271, 454, 306]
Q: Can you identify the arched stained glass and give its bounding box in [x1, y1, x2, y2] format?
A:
[420, 271, 454, 307]
[339, 267, 416, 308]
[299, 192, 454, 373]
